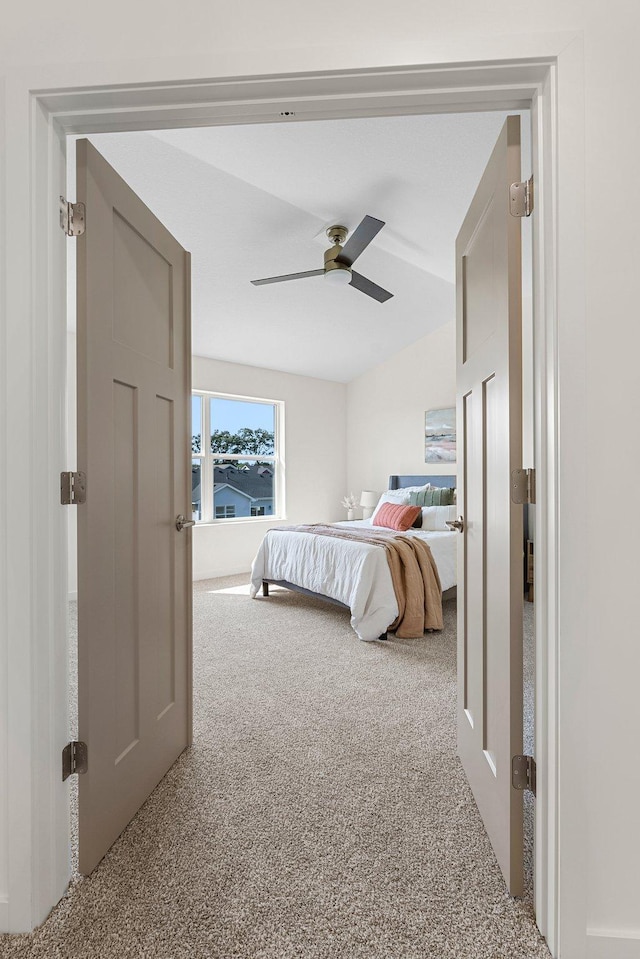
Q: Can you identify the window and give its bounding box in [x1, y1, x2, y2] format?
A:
[191, 392, 284, 523]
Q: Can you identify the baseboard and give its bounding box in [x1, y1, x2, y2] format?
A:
[0, 897, 8, 933]
[588, 930, 640, 959]
[69, 573, 248, 597]
[193, 566, 250, 582]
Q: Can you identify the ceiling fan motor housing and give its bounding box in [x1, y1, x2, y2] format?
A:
[324, 226, 352, 280]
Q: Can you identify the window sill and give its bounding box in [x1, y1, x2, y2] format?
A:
[194, 515, 286, 528]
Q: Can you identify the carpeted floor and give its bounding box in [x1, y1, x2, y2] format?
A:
[0, 577, 547, 959]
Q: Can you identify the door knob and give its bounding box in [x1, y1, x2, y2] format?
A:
[446, 516, 465, 533]
[176, 514, 196, 531]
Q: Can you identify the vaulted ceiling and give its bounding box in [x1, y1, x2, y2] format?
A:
[68, 110, 527, 382]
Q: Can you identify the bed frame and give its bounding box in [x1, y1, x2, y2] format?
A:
[261, 474, 457, 639]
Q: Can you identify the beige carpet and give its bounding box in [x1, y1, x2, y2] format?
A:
[0, 577, 547, 958]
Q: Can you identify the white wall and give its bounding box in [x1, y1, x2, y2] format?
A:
[347, 322, 456, 496]
[192, 355, 347, 578]
[65, 342, 347, 583]
[2, 4, 640, 954]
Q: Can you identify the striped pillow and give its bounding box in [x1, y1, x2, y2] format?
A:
[409, 486, 456, 507]
[373, 503, 422, 531]
[370, 490, 411, 525]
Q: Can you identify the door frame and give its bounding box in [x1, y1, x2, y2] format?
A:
[0, 36, 587, 958]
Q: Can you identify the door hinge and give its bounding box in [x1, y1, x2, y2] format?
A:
[509, 176, 534, 217]
[59, 196, 86, 236]
[62, 741, 88, 781]
[60, 471, 86, 505]
[511, 468, 536, 505]
[512, 754, 536, 795]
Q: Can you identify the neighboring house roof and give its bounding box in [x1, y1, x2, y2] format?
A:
[212, 482, 253, 502]
[213, 464, 273, 500]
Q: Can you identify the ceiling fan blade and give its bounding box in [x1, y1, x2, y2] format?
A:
[350, 270, 394, 303]
[337, 215, 385, 266]
[251, 269, 324, 286]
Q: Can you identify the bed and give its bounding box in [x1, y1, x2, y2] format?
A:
[250, 474, 457, 642]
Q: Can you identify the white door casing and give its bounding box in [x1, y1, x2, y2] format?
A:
[456, 115, 525, 896]
[76, 139, 193, 874]
[2, 50, 586, 957]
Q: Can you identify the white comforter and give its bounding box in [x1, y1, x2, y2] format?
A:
[250, 519, 457, 642]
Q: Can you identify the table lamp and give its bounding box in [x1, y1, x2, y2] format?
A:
[360, 490, 378, 520]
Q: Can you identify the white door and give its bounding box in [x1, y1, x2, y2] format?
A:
[456, 116, 525, 895]
[76, 139, 193, 875]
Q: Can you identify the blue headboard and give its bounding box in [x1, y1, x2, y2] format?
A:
[389, 474, 456, 490]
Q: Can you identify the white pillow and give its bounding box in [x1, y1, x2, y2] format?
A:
[421, 504, 458, 531]
[397, 483, 434, 494]
[371, 490, 411, 525]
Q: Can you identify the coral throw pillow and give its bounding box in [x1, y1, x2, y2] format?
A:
[374, 503, 422, 531]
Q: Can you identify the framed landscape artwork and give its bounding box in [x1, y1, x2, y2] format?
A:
[425, 407, 456, 463]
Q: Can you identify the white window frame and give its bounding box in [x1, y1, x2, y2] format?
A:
[192, 390, 285, 524]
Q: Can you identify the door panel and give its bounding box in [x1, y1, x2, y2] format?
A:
[113, 379, 139, 763]
[462, 204, 500, 359]
[112, 211, 174, 365]
[76, 139, 192, 875]
[456, 116, 524, 895]
[154, 393, 177, 717]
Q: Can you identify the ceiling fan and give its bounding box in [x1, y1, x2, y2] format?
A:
[250, 215, 394, 303]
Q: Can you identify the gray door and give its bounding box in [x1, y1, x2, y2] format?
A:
[456, 115, 525, 895]
[76, 139, 192, 875]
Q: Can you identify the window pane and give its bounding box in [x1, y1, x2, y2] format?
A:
[191, 459, 202, 521]
[210, 397, 275, 457]
[191, 395, 202, 454]
[213, 460, 275, 519]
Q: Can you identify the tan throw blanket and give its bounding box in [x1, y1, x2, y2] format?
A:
[276, 525, 443, 637]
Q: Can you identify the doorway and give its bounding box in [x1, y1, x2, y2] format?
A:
[65, 103, 536, 906]
[7, 55, 577, 953]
